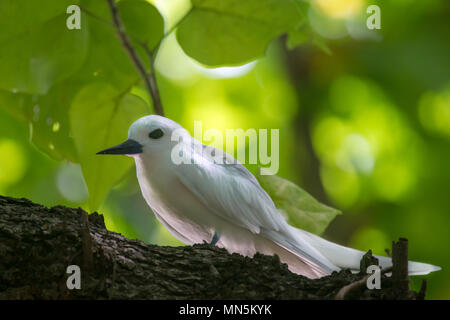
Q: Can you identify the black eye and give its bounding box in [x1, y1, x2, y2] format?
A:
[149, 128, 164, 139]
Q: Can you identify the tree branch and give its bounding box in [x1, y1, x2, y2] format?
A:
[105, 0, 164, 116]
[0, 195, 430, 300]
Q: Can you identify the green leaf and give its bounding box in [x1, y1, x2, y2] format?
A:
[256, 172, 341, 235]
[30, 81, 79, 162]
[285, 1, 331, 53]
[286, 28, 331, 55]
[0, 89, 33, 122]
[79, 0, 139, 88]
[312, 35, 332, 55]
[286, 28, 309, 50]
[70, 83, 148, 210]
[118, 0, 165, 50]
[13, 0, 146, 162]
[0, 86, 78, 161]
[177, 0, 303, 66]
[0, 0, 88, 94]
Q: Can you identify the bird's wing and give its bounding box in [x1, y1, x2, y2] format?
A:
[175, 143, 337, 273]
[176, 148, 285, 234]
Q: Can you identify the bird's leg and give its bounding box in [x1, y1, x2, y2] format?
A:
[210, 231, 220, 246]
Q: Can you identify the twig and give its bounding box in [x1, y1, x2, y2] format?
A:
[336, 238, 413, 300]
[359, 249, 379, 274]
[417, 279, 427, 300]
[392, 238, 409, 295]
[143, 45, 163, 117]
[105, 0, 164, 116]
[335, 266, 392, 300]
[80, 6, 113, 27]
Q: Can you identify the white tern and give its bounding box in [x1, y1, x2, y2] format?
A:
[98, 115, 440, 278]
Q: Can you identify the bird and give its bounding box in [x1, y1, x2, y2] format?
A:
[97, 115, 441, 278]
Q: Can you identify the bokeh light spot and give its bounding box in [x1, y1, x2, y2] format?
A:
[313, 0, 365, 19]
[194, 61, 256, 79]
[320, 165, 360, 208]
[349, 227, 391, 256]
[336, 133, 375, 174]
[0, 139, 28, 189]
[418, 85, 450, 137]
[308, 5, 348, 39]
[372, 161, 415, 201]
[313, 75, 420, 206]
[56, 162, 88, 203]
[52, 121, 60, 132]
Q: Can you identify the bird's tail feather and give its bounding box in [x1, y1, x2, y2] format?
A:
[262, 228, 339, 278]
[291, 226, 441, 276]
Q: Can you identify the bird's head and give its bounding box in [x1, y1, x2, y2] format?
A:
[96, 115, 187, 158]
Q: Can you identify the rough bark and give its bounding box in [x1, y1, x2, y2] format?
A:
[0, 195, 426, 300]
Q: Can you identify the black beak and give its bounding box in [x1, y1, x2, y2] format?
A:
[96, 139, 143, 155]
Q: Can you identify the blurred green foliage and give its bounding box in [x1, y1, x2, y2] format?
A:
[0, 0, 448, 298]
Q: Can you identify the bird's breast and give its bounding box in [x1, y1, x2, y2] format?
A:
[134, 156, 216, 244]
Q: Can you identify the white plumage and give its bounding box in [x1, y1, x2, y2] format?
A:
[99, 115, 441, 278]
